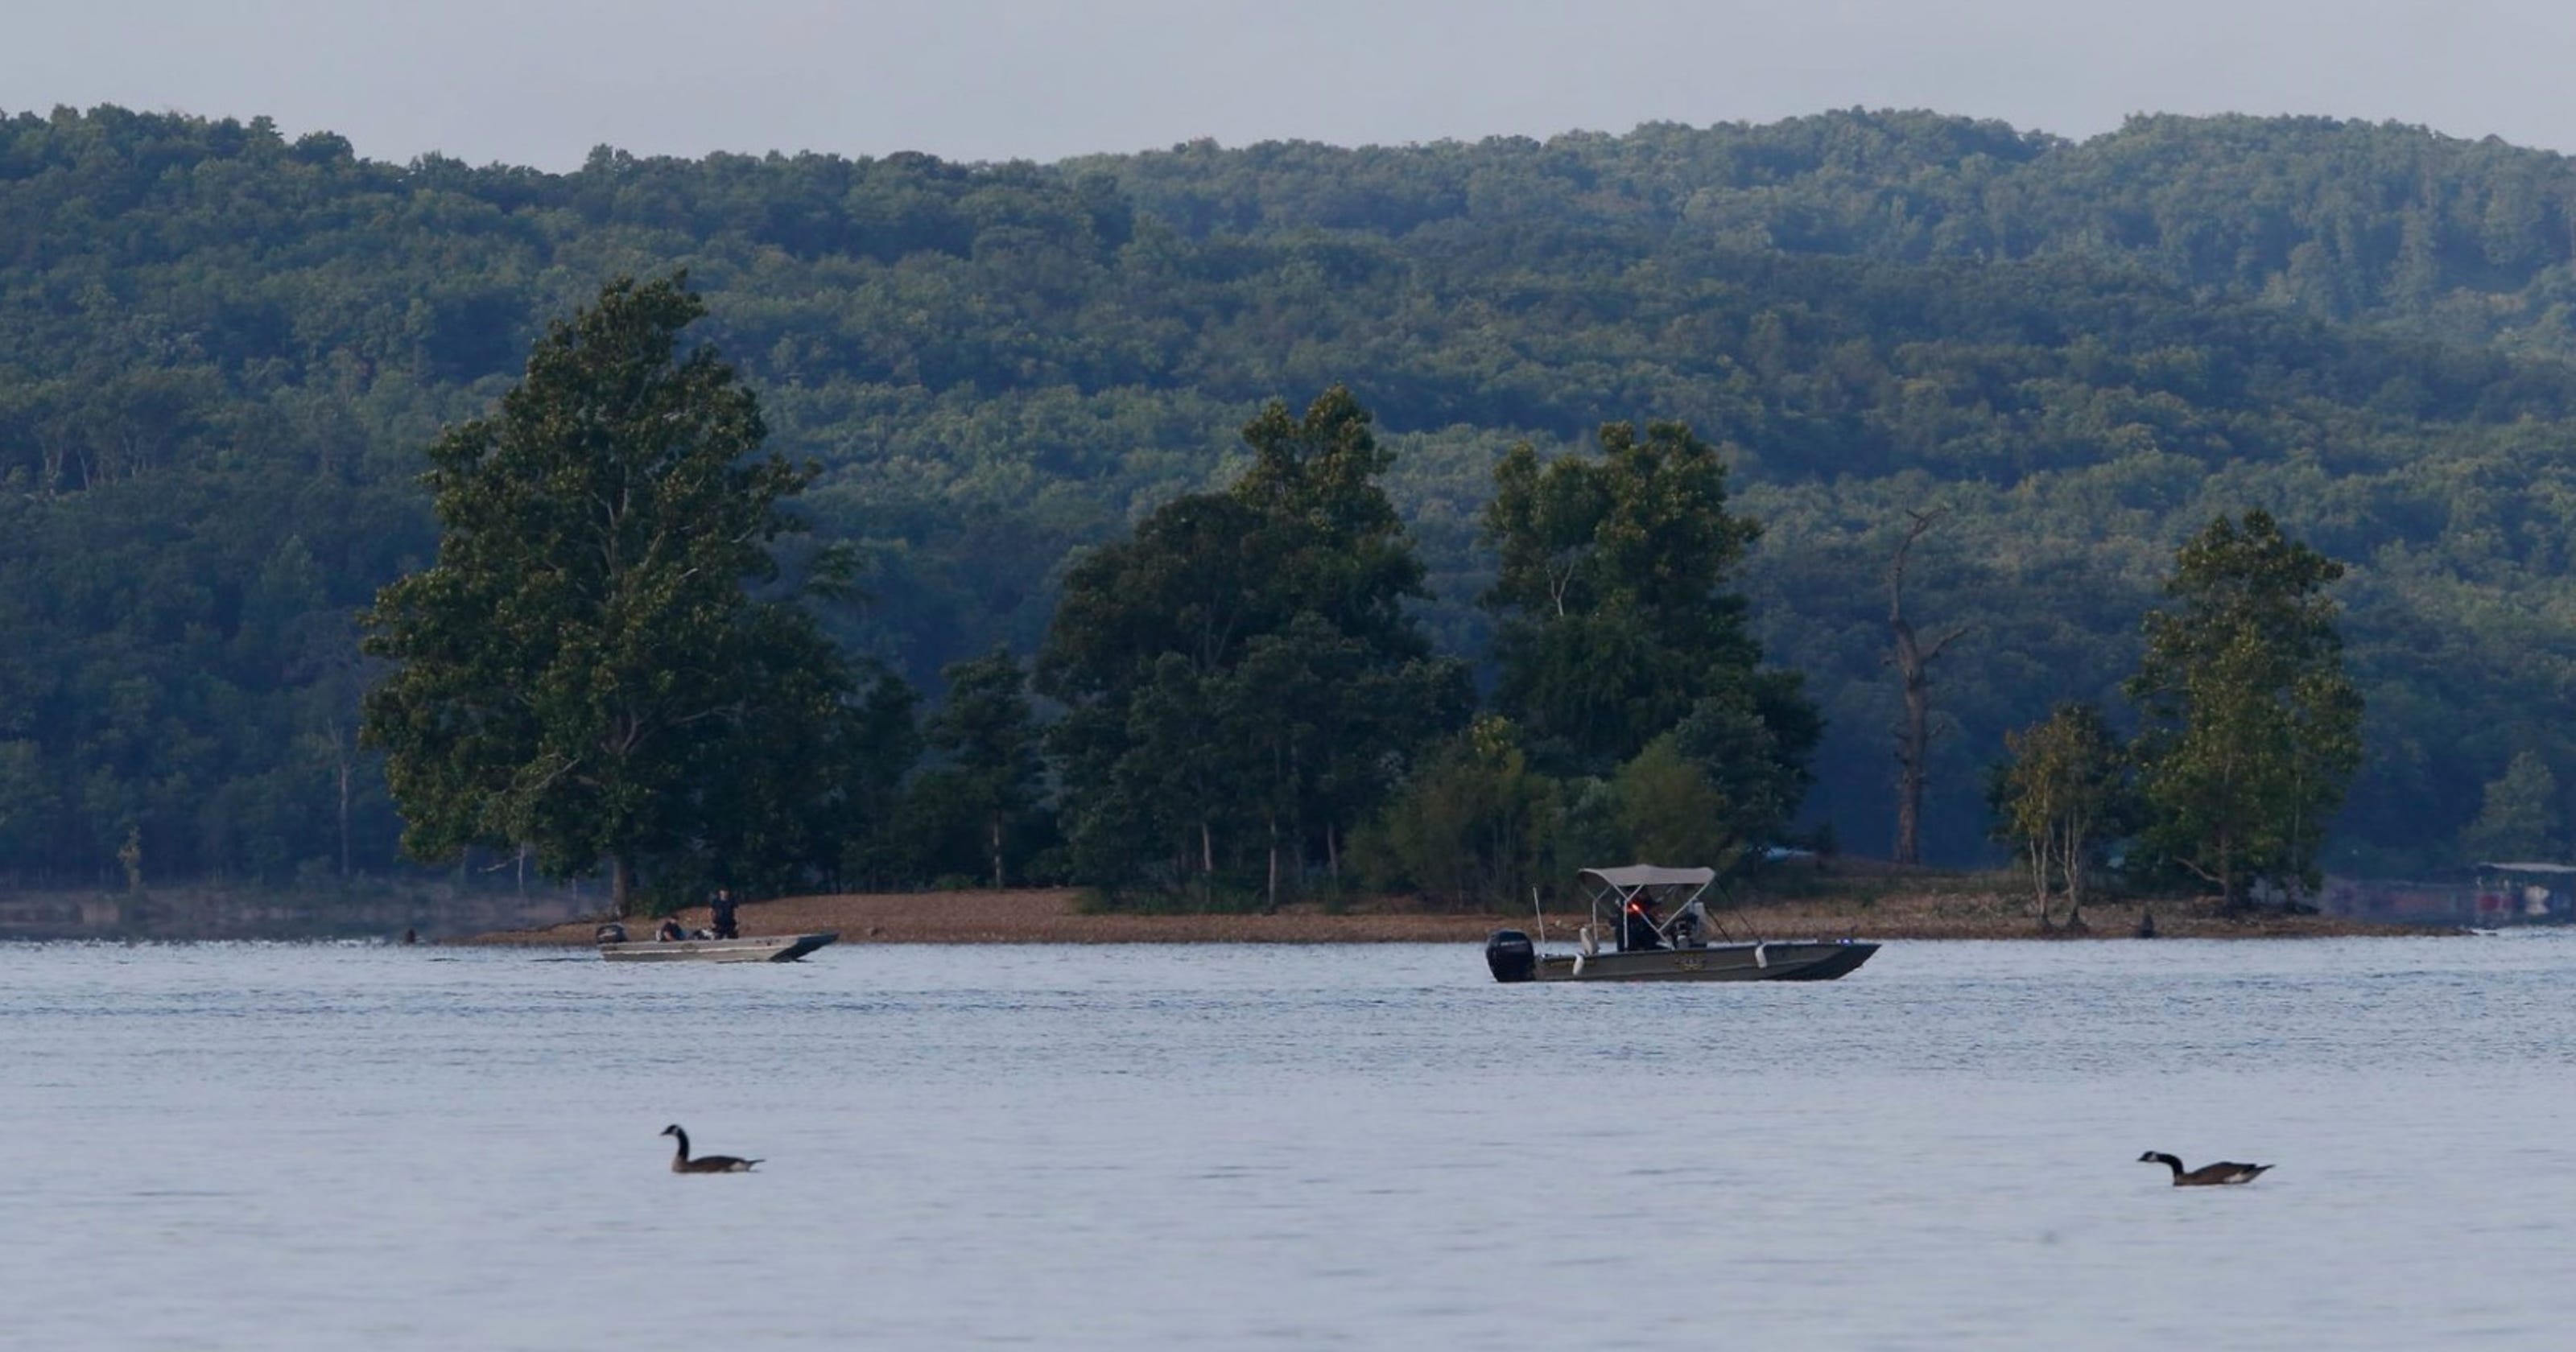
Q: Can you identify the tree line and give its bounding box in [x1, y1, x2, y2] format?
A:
[355, 276, 2388, 917]
[1993, 511, 2363, 923]
[353, 277, 1824, 909]
[2, 105, 2574, 887]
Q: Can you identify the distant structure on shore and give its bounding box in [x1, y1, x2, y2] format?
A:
[2320, 865, 2575, 925]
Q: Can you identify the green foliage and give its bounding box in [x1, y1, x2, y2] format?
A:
[1476, 418, 1815, 858]
[912, 646, 1050, 887]
[1355, 715, 1562, 909]
[1483, 420, 1781, 775]
[1604, 736, 1738, 868]
[1994, 703, 2133, 925]
[1671, 679, 1820, 852]
[0, 462, 425, 884]
[359, 275, 880, 912]
[1038, 389, 1468, 902]
[827, 670, 928, 888]
[1563, 692, 1817, 880]
[14, 105, 2576, 881]
[2459, 751, 2566, 863]
[2126, 511, 2364, 905]
[0, 738, 45, 859]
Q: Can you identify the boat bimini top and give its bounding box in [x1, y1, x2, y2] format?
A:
[1575, 864, 1719, 953]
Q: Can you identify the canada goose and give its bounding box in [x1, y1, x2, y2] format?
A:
[2138, 1151, 2270, 1185]
[662, 1124, 760, 1173]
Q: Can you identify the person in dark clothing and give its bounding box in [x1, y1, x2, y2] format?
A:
[1622, 898, 1665, 951]
[709, 888, 740, 940]
[656, 917, 687, 942]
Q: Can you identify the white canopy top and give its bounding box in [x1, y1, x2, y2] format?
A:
[1579, 865, 1716, 889]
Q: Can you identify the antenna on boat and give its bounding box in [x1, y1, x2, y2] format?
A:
[1702, 872, 1744, 944]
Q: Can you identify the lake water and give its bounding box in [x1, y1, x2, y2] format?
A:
[4, 935, 2574, 1350]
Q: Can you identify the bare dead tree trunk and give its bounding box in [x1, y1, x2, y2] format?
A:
[1887, 509, 1968, 865]
[2219, 827, 2239, 916]
[990, 815, 1005, 891]
[2062, 812, 2088, 930]
[2030, 835, 2054, 930]
[610, 852, 634, 920]
[1266, 814, 1281, 914]
[1891, 612, 1930, 866]
[331, 723, 354, 879]
[38, 431, 66, 497]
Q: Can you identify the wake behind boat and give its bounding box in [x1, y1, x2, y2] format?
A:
[1485, 864, 1876, 983]
[593, 924, 837, 962]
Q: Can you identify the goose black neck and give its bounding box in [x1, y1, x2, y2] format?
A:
[2147, 1152, 2182, 1177]
[671, 1127, 691, 1161]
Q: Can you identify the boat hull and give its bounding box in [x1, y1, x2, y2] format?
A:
[599, 932, 838, 962]
[1529, 939, 1876, 983]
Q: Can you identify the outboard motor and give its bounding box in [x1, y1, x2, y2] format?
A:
[1485, 929, 1537, 983]
[594, 922, 629, 945]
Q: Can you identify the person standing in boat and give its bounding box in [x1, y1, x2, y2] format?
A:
[1623, 897, 1665, 950]
[708, 888, 741, 940]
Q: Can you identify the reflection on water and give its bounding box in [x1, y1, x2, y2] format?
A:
[4, 936, 2574, 1350]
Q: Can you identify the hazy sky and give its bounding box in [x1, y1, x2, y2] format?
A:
[8, 0, 2570, 168]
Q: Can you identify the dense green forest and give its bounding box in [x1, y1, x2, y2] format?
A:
[3, 103, 2574, 888]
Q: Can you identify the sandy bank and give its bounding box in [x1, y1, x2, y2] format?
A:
[460, 886, 2452, 946]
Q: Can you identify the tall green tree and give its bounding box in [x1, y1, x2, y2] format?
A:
[1482, 418, 1816, 809]
[2459, 751, 2564, 862]
[1231, 387, 1430, 653]
[1041, 496, 1274, 888]
[360, 274, 860, 915]
[1484, 421, 1767, 774]
[1357, 715, 1562, 910]
[684, 648, 916, 901]
[1994, 703, 2132, 929]
[1038, 388, 1467, 901]
[2126, 510, 2363, 909]
[921, 646, 1046, 888]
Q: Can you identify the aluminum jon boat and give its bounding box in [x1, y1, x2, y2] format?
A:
[594, 925, 838, 962]
[1485, 864, 1876, 983]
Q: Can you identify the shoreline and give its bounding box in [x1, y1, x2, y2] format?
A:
[459, 887, 2459, 946]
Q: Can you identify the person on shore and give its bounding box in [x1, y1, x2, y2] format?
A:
[709, 888, 740, 940]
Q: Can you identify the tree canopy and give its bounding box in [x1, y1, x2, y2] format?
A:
[3, 105, 2575, 884]
[1483, 420, 1774, 776]
[1994, 703, 2132, 928]
[359, 275, 877, 912]
[1037, 388, 1468, 903]
[2125, 511, 2364, 905]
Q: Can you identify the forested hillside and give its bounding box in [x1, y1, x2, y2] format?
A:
[3, 103, 2573, 885]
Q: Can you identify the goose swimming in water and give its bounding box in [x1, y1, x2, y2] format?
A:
[2138, 1151, 2270, 1186]
[663, 1124, 760, 1173]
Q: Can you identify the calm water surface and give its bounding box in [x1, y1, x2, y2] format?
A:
[4, 935, 2575, 1350]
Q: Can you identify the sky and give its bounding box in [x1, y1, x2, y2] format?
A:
[6, 0, 2571, 169]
